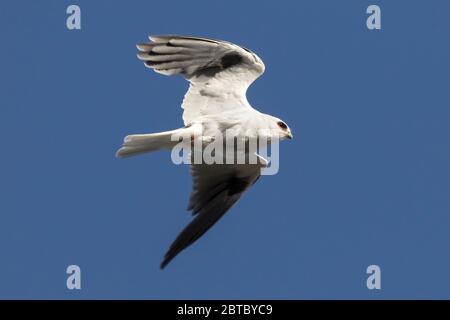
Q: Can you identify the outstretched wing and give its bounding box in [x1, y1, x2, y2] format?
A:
[160, 158, 267, 269]
[137, 35, 265, 125]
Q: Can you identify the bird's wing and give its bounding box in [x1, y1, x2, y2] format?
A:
[137, 35, 265, 125]
[160, 156, 267, 269]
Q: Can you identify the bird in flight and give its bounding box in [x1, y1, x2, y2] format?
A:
[116, 35, 293, 269]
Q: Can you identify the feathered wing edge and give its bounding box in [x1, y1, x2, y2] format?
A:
[160, 161, 265, 269]
[136, 35, 264, 79]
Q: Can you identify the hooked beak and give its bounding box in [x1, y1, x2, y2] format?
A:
[285, 131, 293, 140]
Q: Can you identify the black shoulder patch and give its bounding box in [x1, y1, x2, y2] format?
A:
[221, 53, 243, 69]
[191, 53, 243, 78]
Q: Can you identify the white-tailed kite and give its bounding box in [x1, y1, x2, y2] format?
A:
[116, 35, 292, 269]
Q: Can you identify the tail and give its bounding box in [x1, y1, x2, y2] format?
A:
[116, 128, 185, 158]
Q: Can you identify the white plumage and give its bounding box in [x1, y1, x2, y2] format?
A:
[116, 35, 292, 268]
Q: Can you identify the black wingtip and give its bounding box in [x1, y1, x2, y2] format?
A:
[160, 255, 173, 270]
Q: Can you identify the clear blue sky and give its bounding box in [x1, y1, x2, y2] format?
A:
[0, 0, 449, 299]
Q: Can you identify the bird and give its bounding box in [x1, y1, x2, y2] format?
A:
[116, 35, 293, 269]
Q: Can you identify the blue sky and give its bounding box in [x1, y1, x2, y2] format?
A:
[0, 0, 449, 299]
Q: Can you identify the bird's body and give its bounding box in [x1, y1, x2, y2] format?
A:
[116, 35, 292, 268]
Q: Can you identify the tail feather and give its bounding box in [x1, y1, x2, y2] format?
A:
[116, 128, 185, 158]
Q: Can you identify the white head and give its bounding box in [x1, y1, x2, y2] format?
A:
[264, 115, 293, 140]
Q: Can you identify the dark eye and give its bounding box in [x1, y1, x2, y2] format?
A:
[277, 121, 288, 130]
